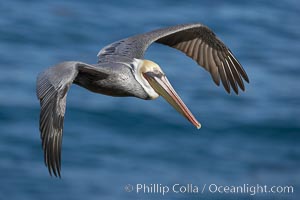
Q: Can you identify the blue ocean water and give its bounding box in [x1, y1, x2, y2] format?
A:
[0, 0, 299, 199]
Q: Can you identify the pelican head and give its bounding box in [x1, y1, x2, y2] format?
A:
[133, 59, 201, 129]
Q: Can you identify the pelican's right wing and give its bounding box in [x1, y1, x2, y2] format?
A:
[98, 23, 249, 94]
[36, 61, 107, 177]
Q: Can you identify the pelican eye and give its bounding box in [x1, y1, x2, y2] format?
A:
[153, 69, 165, 77]
[144, 71, 164, 78]
[153, 68, 160, 74]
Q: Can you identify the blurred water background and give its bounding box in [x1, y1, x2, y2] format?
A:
[0, 0, 299, 199]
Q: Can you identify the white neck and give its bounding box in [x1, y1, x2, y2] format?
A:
[131, 59, 159, 99]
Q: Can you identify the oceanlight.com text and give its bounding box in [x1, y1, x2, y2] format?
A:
[124, 183, 294, 196]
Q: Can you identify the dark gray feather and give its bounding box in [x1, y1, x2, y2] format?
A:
[98, 23, 249, 94]
[36, 61, 105, 177]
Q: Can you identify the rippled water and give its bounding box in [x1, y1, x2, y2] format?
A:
[0, 0, 299, 199]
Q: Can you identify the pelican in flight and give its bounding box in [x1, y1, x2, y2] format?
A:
[37, 23, 249, 177]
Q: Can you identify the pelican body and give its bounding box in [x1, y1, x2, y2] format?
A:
[36, 23, 249, 177]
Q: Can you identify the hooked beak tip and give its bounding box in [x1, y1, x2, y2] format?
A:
[191, 118, 201, 129]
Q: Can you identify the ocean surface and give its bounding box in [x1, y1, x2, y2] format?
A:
[0, 0, 299, 199]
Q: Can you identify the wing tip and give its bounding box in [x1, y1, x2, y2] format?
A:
[43, 138, 62, 178]
[45, 155, 62, 178]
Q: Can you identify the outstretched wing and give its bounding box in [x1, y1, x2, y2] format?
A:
[36, 61, 105, 177]
[98, 23, 249, 94]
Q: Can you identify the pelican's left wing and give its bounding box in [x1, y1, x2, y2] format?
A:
[97, 23, 249, 94]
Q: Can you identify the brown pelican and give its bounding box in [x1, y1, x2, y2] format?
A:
[36, 23, 249, 177]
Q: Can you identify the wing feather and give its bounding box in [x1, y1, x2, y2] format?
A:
[97, 23, 249, 94]
[228, 56, 245, 91]
[36, 61, 105, 177]
[207, 47, 220, 86]
[224, 59, 238, 94]
[199, 42, 206, 67]
[192, 39, 201, 61]
[219, 62, 230, 93]
[187, 39, 197, 57]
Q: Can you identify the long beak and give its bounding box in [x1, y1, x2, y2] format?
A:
[143, 72, 201, 129]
